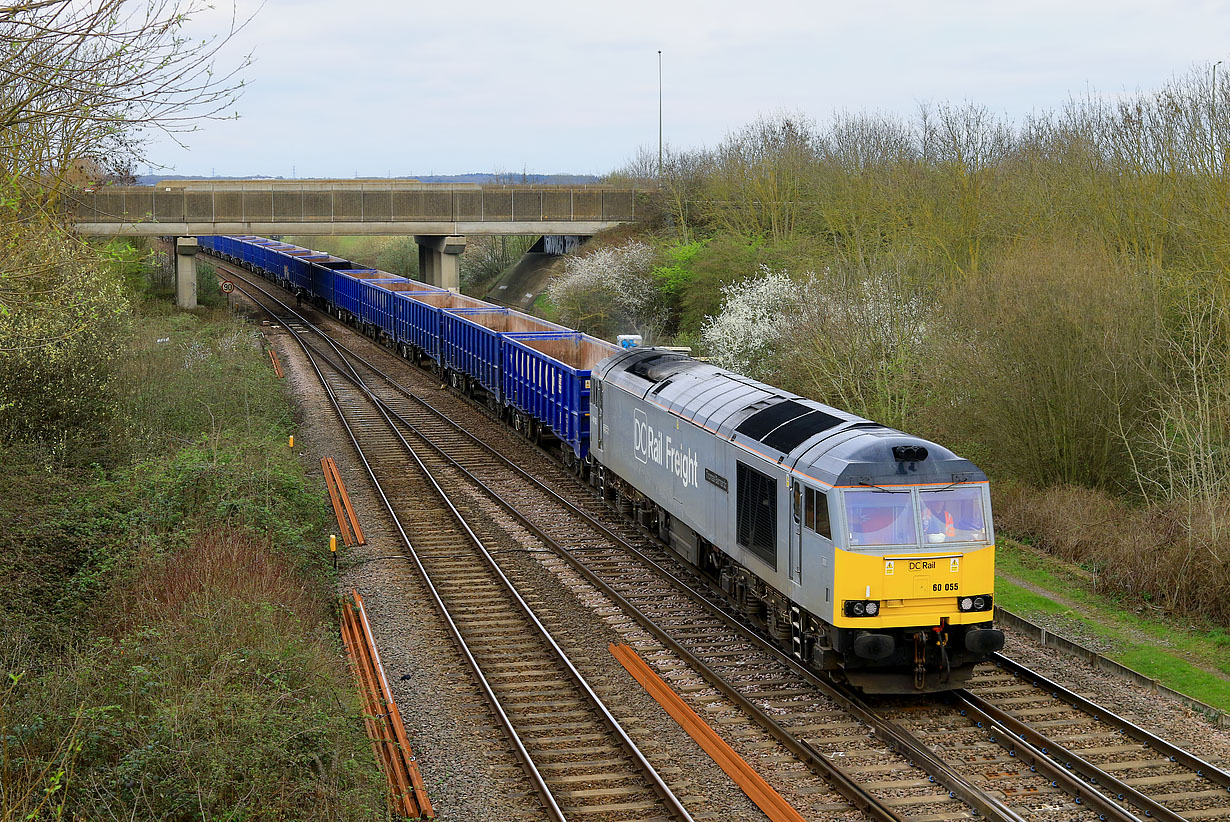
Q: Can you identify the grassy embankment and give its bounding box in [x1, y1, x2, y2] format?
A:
[994, 538, 1230, 713]
[0, 261, 384, 820]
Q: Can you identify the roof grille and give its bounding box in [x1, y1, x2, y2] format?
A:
[628, 353, 688, 383]
[761, 409, 844, 452]
[735, 399, 811, 439]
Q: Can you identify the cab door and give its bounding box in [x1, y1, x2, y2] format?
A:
[789, 481, 803, 583]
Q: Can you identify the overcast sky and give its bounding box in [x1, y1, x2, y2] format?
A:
[143, 0, 1230, 178]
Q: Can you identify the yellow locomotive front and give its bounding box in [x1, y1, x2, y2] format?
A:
[823, 481, 1002, 692]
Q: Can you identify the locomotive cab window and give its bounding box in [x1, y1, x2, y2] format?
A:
[804, 486, 831, 539]
[736, 462, 777, 570]
[918, 486, 988, 544]
[844, 489, 917, 547]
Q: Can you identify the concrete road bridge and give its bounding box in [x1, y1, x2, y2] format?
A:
[68, 180, 646, 300]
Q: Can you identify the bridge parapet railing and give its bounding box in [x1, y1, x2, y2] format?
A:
[65, 185, 643, 226]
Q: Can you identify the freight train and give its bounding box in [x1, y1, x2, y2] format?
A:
[199, 234, 1004, 693]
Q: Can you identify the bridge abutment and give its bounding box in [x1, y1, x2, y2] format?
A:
[414, 234, 466, 291]
[175, 237, 199, 309]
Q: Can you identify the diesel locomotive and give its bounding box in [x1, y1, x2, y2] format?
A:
[593, 348, 1003, 693]
[199, 234, 1004, 693]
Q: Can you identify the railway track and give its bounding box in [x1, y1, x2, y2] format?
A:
[253, 288, 693, 821]
[960, 656, 1230, 821]
[220, 260, 1227, 822]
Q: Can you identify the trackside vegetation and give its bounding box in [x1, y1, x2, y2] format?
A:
[0, 7, 390, 814]
[994, 539, 1230, 713]
[565, 67, 1230, 630]
[0, 255, 385, 820]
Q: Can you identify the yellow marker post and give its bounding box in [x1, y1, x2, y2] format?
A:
[330, 534, 337, 570]
[289, 435, 294, 449]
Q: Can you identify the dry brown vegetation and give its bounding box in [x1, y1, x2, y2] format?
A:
[995, 484, 1230, 624]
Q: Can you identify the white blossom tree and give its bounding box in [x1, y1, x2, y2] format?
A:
[546, 240, 667, 341]
[700, 266, 803, 380]
[701, 263, 929, 428]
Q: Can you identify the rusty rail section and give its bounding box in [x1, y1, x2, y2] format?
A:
[609, 643, 807, 822]
[267, 347, 285, 378]
[322, 457, 365, 546]
[340, 590, 433, 819]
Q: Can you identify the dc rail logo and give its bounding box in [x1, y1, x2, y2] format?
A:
[633, 409, 700, 488]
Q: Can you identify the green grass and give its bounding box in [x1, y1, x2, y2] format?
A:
[996, 539, 1230, 713]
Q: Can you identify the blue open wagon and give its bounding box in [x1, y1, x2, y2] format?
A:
[503, 331, 618, 459]
[352, 274, 410, 333]
[398, 291, 492, 363]
[237, 237, 277, 270]
[256, 242, 296, 275]
[365, 280, 438, 340]
[307, 257, 356, 306]
[440, 308, 567, 397]
[285, 251, 330, 292]
[333, 269, 388, 320]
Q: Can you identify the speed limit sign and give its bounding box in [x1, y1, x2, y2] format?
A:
[221, 280, 235, 293]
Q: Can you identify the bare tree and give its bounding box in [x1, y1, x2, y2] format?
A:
[0, 0, 251, 317]
[2, 0, 251, 198]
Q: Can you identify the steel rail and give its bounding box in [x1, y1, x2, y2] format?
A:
[990, 653, 1230, 790]
[234, 276, 693, 822]
[219, 263, 1031, 822]
[956, 689, 1174, 822]
[223, 266, 910, 818]
[226, 251, 1230, 821]
[253, 282, 568, 821]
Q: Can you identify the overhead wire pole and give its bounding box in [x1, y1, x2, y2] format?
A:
[658, 50, 664, 178]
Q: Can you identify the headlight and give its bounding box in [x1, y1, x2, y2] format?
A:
[960, 597, 973, 611]
[959, 595, 993, 612]
[844, 600, 880, 617]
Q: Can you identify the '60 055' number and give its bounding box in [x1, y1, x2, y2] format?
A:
[933, 583, 959, 592]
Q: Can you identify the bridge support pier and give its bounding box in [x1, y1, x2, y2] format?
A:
[414, 235, 466, 291]
[175, 237, 199, 309]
